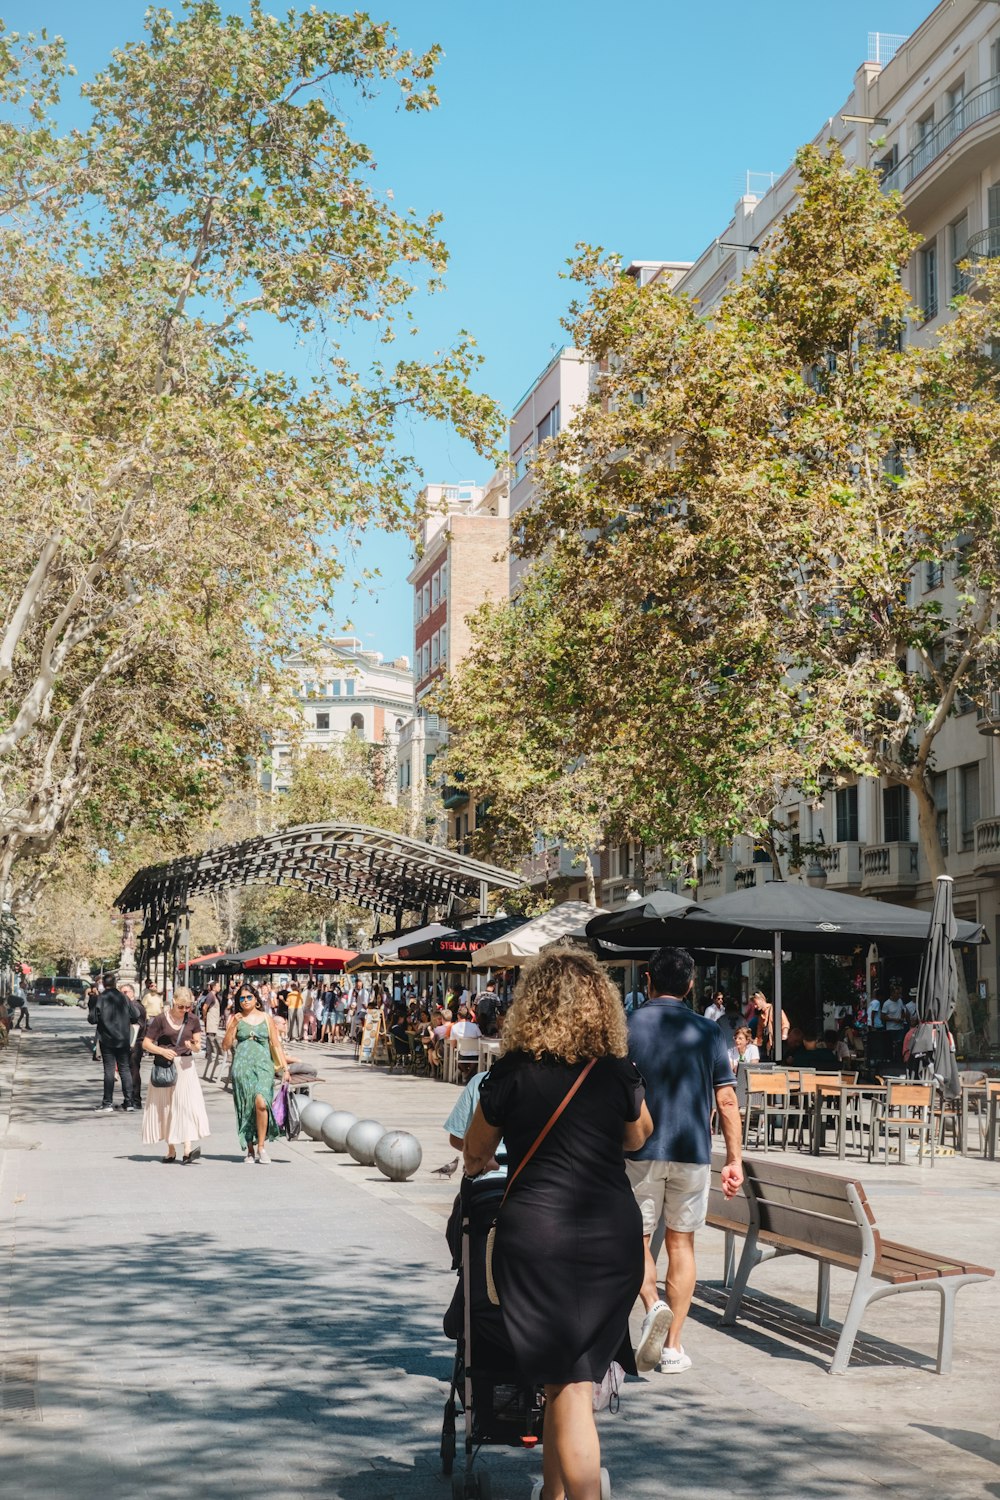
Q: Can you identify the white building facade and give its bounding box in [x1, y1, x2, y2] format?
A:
[263, 637, 414, 802]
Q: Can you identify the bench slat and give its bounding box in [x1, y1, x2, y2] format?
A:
[755, 1200, 864, 1259]
[878, 1239, 995, 1281]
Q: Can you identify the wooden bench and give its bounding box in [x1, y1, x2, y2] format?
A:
[722, 1156, 994, 1374]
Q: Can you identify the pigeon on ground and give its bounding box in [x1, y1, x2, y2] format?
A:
[432, 1157, 460, 1178]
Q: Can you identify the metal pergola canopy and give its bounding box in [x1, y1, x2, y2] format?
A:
[116, 822, 521, 925]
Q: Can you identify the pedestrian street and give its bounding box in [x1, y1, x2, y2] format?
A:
[0, 1010, 998, 1500]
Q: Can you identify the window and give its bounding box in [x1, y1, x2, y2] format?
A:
[315, 712, 329, 731]
[350, 712, 364, 735]
[430, 631, 439, 668]
[835, 785, 859, 843]
[875, 144, 898, 178]
[883, 784, 911, 843]
[439, 559, 448, 599]
[512, 437, 534, 486]
[422, 583, 431, 617]
[925, 558, 944, 591]
[919, 241, 938, 321]
[414, 591, 423, 624]
[345, 678, 355, 697]
[332, 679, 341, 697]
[959, 763, 980, 852]
[950, 213, 969, 297]
[431, 571, 439, 607]
[992, 37, 1000, 79]
[915, 110, 934, 148]
[439, 621, 448, 665]
[932, 772, 949, 855]
[536, 402, 560, 446]
[945, 78, 965, 120]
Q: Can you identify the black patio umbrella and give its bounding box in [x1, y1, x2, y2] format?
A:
[585, 890, 765, 958]
[588, 882, 985, 1061]
[911, 876, 962, 1101]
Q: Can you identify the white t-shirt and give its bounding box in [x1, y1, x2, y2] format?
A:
[729, 1042, 760, 1068]
[882, 997, 906, 1029]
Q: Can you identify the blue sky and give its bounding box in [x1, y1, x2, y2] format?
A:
[8, 0, 932, 661]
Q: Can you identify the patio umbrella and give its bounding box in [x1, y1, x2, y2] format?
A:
[912, 876, 961, 1100]
[471, 902, 608, 968]
[397, 914, 527, 963]
[241, 941, 357, 973]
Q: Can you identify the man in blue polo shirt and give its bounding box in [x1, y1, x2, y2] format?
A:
[627, 946, 743, 1374]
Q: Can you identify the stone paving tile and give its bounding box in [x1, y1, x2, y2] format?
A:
[0, 1011, 998, 1498]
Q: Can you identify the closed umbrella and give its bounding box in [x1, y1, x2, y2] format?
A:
[912, 876, 961, 1101]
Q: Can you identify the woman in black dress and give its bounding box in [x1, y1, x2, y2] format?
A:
[464, 949, 652, 1500]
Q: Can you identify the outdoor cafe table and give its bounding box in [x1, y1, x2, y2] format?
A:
[961, 1080, 988, 1158]
[477, 1037, 501, 1072]
[810, 1080, 886, 1160]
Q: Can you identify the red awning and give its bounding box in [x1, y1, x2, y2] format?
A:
[241, 942, 357, 973]
[183, 951, 227, 967]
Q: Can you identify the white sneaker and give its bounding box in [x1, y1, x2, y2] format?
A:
[659, 1345, 692, 1374]
[257, 1148, 272, 1165]
[635, 1299, 673, 1371]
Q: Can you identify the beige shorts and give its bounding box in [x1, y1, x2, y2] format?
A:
[626, 1159, 711, 1235]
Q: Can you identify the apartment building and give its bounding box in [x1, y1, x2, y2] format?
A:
[508, 347, 591, 592]
[398, 472, 510, 841]
[262, 638, 414, 802]
[626, 0, 1000, 1035]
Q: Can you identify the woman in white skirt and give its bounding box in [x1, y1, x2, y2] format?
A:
[141, 986, 211, 1163]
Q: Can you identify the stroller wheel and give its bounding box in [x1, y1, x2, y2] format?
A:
[440, 1401, 456, 1476]
[600, 1466, 612, 1499]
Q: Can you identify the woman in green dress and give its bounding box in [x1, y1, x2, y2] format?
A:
[222, 992, 290, 1164]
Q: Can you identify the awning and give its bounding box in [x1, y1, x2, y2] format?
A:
[345, 923, 458, 973]
[398, 914, 528, 963]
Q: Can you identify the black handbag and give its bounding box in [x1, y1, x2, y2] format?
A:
[150, 1015, 188, 1088]
[285, 1088, 303, 1141]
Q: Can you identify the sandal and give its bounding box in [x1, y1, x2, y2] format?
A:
[162, 1154, 177, 1164]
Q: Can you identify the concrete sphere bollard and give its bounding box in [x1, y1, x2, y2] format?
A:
[374, 1129, 423, 1182]
[320, 1110, 359, 1152]
[300, 1099, 335, 1142]
[346, 1118, 387, 1166]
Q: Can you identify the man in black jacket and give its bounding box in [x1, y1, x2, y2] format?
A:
[89, 976, 139, 1113]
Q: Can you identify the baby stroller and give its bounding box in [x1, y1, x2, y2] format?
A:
[441, 1169, 544, 1499]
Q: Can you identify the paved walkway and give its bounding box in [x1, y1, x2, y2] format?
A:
[1, 1010, 998, 1499]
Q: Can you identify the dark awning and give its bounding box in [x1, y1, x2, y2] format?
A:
[397, 914, 528, 963]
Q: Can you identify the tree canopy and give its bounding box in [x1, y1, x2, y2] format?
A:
[0, 3, 499, 911]
[442, 144, 1000, 925]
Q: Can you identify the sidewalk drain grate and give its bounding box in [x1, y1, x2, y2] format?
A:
[0, 1355, 40, 1420]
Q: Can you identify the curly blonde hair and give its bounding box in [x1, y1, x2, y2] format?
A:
[501, 948, 628, 1063]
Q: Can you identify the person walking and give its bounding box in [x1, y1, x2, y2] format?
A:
[10, 977, 31, 1031]
[284, 978, 305, 1043]
[121, 982, 147, 1108]
[202, 987, 224, 1081]
[464, 949, 653, 1500]
[222, 991, 290, 1164]
[90, 976, 140, 1113]
[749, 988, 788, 1061]
[141, 986, 210, 1163]
[627, 946, 743, 1376]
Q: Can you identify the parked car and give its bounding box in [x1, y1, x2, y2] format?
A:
[32, 976, 89, 1006]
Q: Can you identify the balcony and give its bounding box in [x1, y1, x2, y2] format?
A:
[815, 842, 863, 890]
[860, 841, 920, 892]
[697, 860, 740, 899]
[974, 817, 1000, 874]
[977, 690, 1000, 736]
[523, 844, 589, 886]
[734, 863, 774, 890]
[882, 77, 1000, 198]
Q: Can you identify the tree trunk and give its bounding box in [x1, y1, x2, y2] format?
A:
[911, 774, 974, 1040]
[583, 851, 597, 907]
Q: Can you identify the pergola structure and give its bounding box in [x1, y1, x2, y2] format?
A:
[114, 823, 522, 988]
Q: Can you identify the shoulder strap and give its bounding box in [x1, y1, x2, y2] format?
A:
[501, 1057, 597, 1206]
